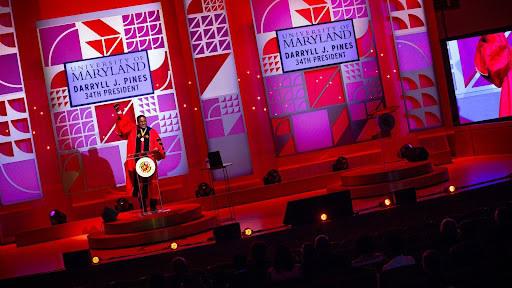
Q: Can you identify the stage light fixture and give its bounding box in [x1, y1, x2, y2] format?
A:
[399, 144, 429, 162]
[383, 198, 392, 207]
[448, 185, 456, 193]
[332, 156, 349, 171]
[115, 198, 134, 212]
[92, 256, 100, 264]
[263, 169, 282, 185]
[243, 228, 253, 237]
[102, 207, 118, 223]
[49, 209, 67, 225]
[408, 147, 429, 162]
[399, 144, 414, 159]
[170, 242, 178, 250]
[320, 213, 328, 221]
[195, 182, 215, 198]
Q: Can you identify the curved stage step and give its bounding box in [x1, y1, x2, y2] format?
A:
[340, 161, 433, 186]
[104, 204, 203, 234]
[88, 204, 218, 249]
[329, 161, 449, 199]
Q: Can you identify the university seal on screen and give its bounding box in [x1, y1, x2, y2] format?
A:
[64, 50, 154, 107]
[276, 19, 359, 73]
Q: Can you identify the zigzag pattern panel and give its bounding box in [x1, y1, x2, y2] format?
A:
[0, 0, 42, 205]
[250, 0, 385, 156]
[37, 3, 188, 193]
[185, 0, 252, 178]
[388, 0, 442, 130]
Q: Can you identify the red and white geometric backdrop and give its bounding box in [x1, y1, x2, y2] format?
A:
[250, 0, 386, 156]
[0, 0, 42, 205]
[184, 0, 253, 178]
[37, 3, 188, 194]
[387, 0, 442, 130]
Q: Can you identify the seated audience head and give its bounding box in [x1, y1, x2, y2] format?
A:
[314, 234, 330, 253]
[494, 205, 512, 228]
[439, 218, 458, 243]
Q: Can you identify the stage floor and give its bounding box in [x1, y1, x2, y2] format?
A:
[1, 155, 512, 280]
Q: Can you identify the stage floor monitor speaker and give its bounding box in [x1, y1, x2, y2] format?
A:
[283, 190, 353, 226]
[393, 188, 417, 206]
[213, 222, 241, 243]
[63, 249, 91, 271]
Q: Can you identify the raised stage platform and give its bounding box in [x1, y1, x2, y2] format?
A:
[1, 155, 512, 280]
[332, 161, 449, 198]
[88, 204, 218, 249]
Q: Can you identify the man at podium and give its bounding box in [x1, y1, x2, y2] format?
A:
[114, 104, 165, 212]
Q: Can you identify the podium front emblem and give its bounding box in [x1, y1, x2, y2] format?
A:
[136, 157, 156, 177]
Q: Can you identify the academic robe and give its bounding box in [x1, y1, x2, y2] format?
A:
[475, 33, 512, 117]
[116, 113, 165, 198]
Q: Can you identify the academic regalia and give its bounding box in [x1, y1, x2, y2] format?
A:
[116, 113, 165, 201]
[475, 33, 512, 117]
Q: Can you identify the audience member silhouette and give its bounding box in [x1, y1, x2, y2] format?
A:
[168, 257, 202, 288]
[268, 244, 301, 283]
[300, 242, 315, 281]
[436, 218, 458, 255]
[246, 241, 270, 287]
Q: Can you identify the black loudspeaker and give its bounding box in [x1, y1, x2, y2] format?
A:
[213, 222, 241, 243]
[393, 188, 417, 206]
[208, 151, 223, 169]
[63, 250, 91, 270]
[283, 190, 353, 226]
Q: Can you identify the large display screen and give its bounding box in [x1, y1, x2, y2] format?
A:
[65, 51, 153, 107]
[444, 29, 512, 124]
[276, 19, 358, 72]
